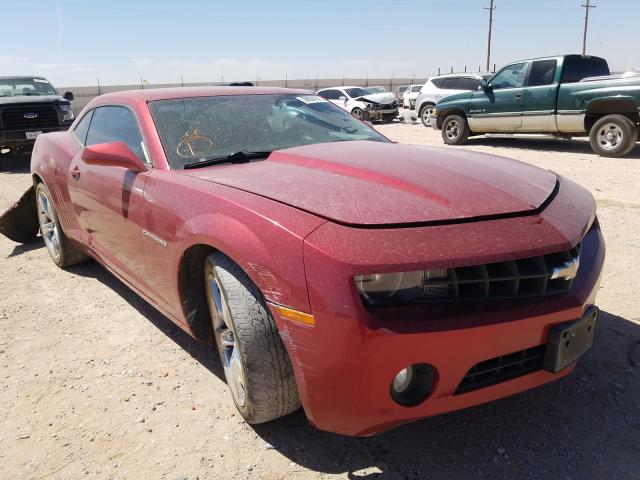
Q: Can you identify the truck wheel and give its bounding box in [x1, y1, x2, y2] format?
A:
[35, 182, 87, 267]
[441, 115, 470, 145]
[419, 103, 436, 127]
[589, 114, 638, 157]
[204, 252, 300, 424]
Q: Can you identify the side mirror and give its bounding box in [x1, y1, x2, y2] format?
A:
[339, 96, 347, 101]
[63, 91, 74, 101]
[81, 141, 147, 173]
[480, 79, 490, 91]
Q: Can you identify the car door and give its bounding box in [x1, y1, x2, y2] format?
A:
[467, 61, 529, 132]
[67, 105, 151, 285]
[520, 58, 560, 132]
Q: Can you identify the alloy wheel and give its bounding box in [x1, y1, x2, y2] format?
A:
[207, 272, 247, 407]
[597, 123, 624, 151]
[36, 189, 61, 262]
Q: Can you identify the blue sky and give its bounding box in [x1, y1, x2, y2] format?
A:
[2, 0, 638, 86]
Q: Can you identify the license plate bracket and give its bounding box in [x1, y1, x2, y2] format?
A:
[25, 131, 42, 140]
[543, 306, 598, 373]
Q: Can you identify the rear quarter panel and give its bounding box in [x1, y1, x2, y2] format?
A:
[557, 78, 640, 112]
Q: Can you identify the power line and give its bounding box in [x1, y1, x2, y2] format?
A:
[484, 0, 496, 72]
[582, 0, 596, 55]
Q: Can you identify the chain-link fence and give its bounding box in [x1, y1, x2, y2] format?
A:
[60, 77, 428, 113]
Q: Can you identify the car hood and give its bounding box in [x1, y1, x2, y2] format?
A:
[355, 92, 396, 104]
[0, 94, 68, 106]
[181, 141, 557, 227]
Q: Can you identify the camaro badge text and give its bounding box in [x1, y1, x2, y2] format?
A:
[142, 230, 167, 247]
[550, 257, 580, 280]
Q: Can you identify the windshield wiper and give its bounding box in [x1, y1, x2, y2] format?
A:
[183, 150, 272, 170]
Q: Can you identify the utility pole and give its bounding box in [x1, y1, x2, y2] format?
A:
[581, 0, 596, 55]
[484, 0, 496, 72]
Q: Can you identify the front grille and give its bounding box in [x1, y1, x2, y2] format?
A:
[1, 105, 59, 129]
[416, 244, 581, 302]
[455, 345, 546, 395]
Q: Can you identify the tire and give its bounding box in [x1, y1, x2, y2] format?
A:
[351, 107, 367, 121]
[204, 252, 300, 424]
[35, 182, 87, 268]
[441, 114, 470, 145]
[419, 103, 436, 128]
[589, 114, 638, 157]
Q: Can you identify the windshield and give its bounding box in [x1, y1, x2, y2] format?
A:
[148, 93, 388, 169]
[0, 77, 57, 97]
[344, 87, 369, 98]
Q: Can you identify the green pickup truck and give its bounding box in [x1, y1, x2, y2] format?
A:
[431, 55, 640, 157]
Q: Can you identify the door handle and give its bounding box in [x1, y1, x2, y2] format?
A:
[515, 93, 524, 99]
[70, 166, 81, 179]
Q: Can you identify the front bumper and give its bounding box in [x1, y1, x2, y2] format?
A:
[367, 108, 398, 121]
[272, 178, 604, 436]
[0, 125, 71, 150]
[429, 112, 440, 130]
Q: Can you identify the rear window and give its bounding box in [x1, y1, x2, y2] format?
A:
[528, 60, 558, 87]
[561, 56, 610, 83]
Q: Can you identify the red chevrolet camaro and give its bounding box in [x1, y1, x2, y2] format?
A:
[2, 87, 604, 436]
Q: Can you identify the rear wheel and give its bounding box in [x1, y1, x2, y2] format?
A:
[441, 114, 470, 145]
[419, 103, 436, 127]
[589, 114, 638, 157]
[204, 252, 300, 423]
[35, 182, 87, 267]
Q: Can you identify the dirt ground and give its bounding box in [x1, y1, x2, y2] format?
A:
[1, 118, 639, 480]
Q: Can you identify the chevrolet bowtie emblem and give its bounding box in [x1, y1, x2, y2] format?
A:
[550, 257, 580, 280]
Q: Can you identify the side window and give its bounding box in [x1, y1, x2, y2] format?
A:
[73, 109, 93, 145]
[85, 106, 147, 162]
[430, 78, 444, 89]
[459, 78, 481, 90]
[528, 60, 557, 87]
[440, 78, 461, 90]
[317, 90, 331, 100]
[489, 62, 529, 90]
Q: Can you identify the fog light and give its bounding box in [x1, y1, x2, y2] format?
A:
[392, 367, 413, 393]
[390, 363, 436, 407]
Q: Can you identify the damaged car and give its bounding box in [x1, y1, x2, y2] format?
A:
[317, 86, 398, 122]
[0, 87, 604, 436]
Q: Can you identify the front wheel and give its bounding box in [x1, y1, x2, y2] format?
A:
[441, 115, 470, 145]
[351, 107, 367, 121]
[419, 103, 436, 127]
[589, 114, 638, 157]
[205, 252, 300, 424]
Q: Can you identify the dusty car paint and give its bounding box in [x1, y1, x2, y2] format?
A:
[2, 86, 605, 436]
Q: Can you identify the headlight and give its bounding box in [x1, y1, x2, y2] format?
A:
[355, 269, 449, 306]
[60, 103, 75, 121]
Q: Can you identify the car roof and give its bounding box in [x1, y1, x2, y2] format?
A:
[92, 86, 313, 103]
[502, 54, 607, 65]
[0, 76, 49, 80]
[429, 73, 483, 79]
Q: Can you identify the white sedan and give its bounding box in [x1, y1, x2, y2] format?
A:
[402, 84, 423, 109]
[317, 86, 398, 122]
